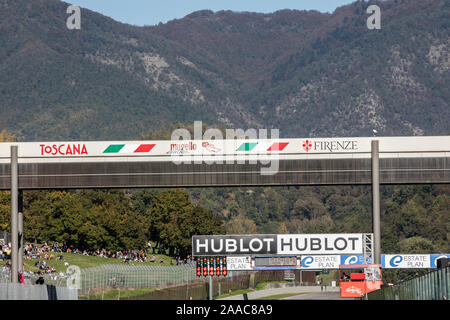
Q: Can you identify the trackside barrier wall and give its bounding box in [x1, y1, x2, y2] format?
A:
[367, 266, 449, 300]
[0, 283, 78, 300]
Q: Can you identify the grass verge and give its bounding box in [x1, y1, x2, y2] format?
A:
[253, 292, 310, 300]
[1, 251, 177, 273]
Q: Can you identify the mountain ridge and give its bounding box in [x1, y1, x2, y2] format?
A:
[0, 0, 448, 140]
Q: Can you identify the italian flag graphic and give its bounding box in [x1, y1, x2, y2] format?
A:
[267, 142, 289, 151]
[236, 142, 289, 152]
[236, 142, 258, 151]
[103, 144, 156, 154]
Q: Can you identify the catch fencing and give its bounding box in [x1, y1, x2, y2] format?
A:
[368, 266, 449, 300]
[78, 265, 299, 299]
[0, 230, 10, 243]
[2, 264, 305, 299]
[79, 264, 198, 295]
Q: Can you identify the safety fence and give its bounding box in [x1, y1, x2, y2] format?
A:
[368, 266, 449, 300]
[78, 266, 301, 300]
[2, 265, 311, 300]
[0, 270, 69, 287]
[79, 264, 197, 295]
[0, 230, 10, 243]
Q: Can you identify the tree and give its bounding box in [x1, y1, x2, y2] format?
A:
[0, 129, 17, 142]
[398, 236, 435, 253]
[178, 205, 225, 256]
[225, 214, 258, 234]
[147, 189, 225, 257]
[0, 191, 10, 231]
[147, 189, 194, 255]
[23, 189, 149, 251]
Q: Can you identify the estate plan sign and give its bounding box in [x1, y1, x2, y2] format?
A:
[226, 256, 253, 271]
[192, 234, 367, 256]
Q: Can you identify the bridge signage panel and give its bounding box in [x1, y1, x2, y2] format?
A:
[1, 136, 448, 161]
[278, 234, 363, 255]
[341, 254, 372, 265]
[302, 254, 450, 269]
[192, 233, 366, 256]
[301, 255, 341, 269]
[382, 254, 432, 268]
[192, 235, 277, 256]
[226, 256, 252, 271]
[430, 254, 450, 268]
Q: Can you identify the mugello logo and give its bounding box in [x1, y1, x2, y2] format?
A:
[168, 142, 197, 154]
[171, 142, 197, 151]
[202, 142, 221, 153]
[40, 144, 88, 156]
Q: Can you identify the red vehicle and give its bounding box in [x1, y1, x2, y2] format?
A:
[339, 264, 383, 298]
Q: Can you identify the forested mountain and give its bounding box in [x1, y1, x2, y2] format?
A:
[0, 0, 448, 283]
[0, 0, 448, 140]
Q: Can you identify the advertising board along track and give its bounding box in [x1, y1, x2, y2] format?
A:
[192, 234, 368, 256]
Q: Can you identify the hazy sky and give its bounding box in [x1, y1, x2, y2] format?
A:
[64, 0, 356, 26]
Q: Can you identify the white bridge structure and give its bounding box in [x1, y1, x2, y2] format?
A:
[0, 136, 449, 189]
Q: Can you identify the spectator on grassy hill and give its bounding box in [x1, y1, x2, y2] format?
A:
[141, 251, 147, 262]
[17, 241, 185, 266]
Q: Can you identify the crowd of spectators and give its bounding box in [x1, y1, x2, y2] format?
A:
[1, 239, 193, 270]
[1, 239, 194, 286]
[0, 240, 11, 262]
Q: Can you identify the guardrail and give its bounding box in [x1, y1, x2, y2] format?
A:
[368, 266, 449, 300]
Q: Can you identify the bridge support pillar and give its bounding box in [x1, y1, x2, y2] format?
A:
[10, 145, 18, 283]
[18, 189, 23, 273]
[371, 140, 381, 265]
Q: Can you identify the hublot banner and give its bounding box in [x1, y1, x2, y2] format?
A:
[192, 234, 365, 256]
[192, 235, 278, 256]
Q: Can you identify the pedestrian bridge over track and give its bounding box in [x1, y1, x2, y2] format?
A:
[0, 136, 449, 189]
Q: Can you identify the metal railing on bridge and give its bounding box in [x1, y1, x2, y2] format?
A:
[368, 266, 449, 300]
